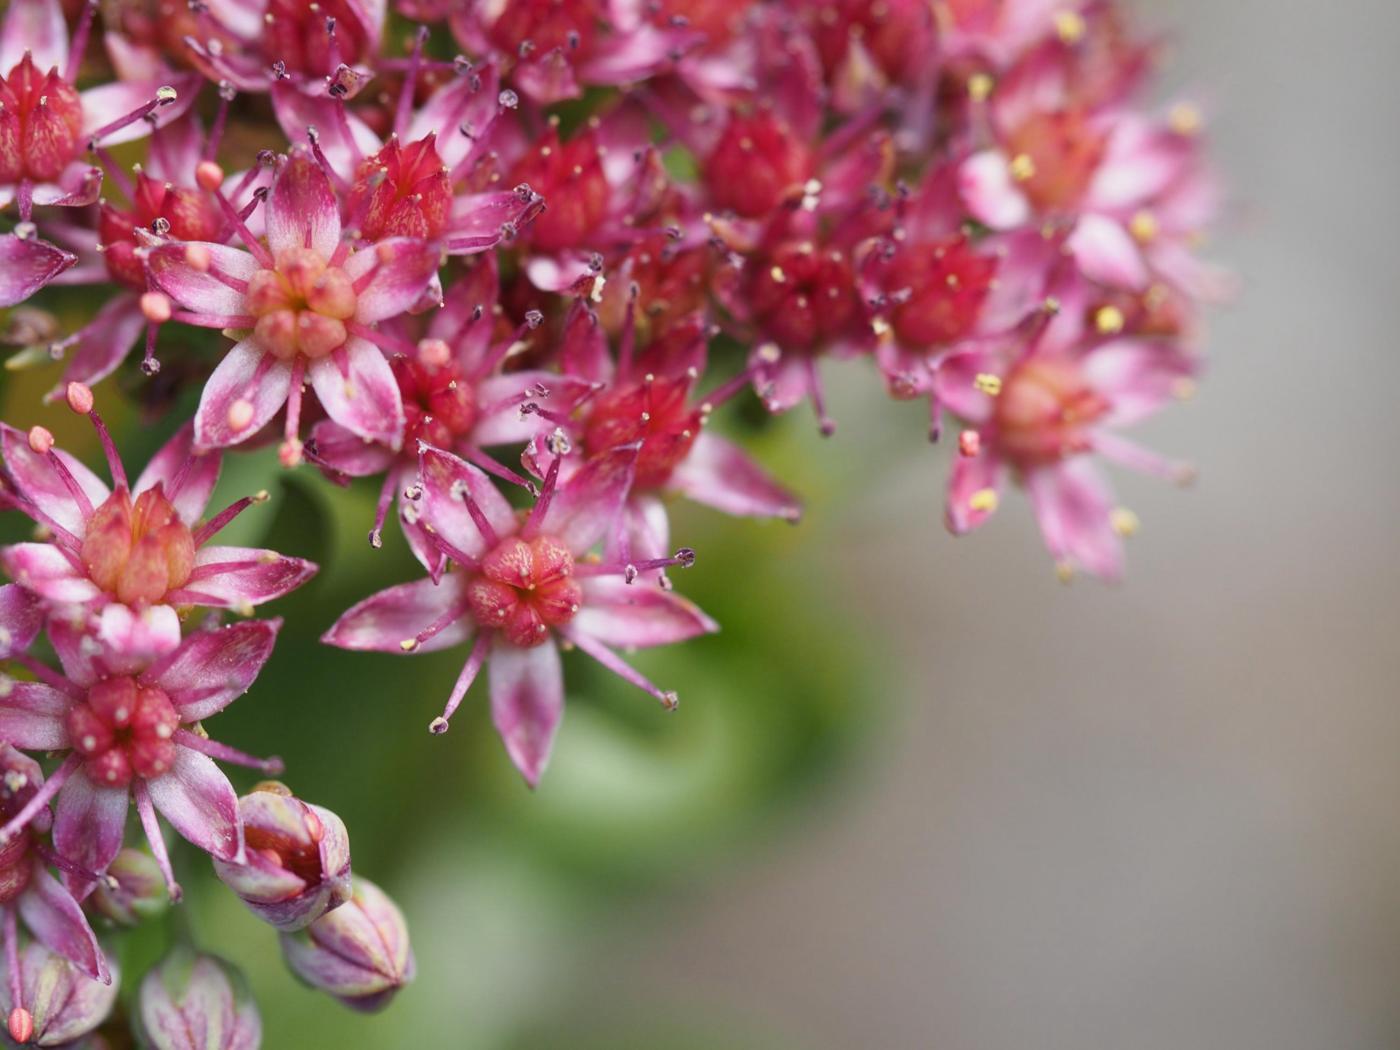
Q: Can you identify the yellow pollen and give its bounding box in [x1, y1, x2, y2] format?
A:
[1095, 305, 1125, 334]
[1169, 103, 1202, 136]
[769, 265, 787, 283]
[1054, 10, 1086, 43]
[1055, 561, 1075, 584]
[967, 73, 994, 102]
[1129, 210, 1159, 243]
[1009, 153, 1037, 182]
[969, 488, 999, 514]
[1173, 378, 1198, 400]
[974, 373, 1003, 396]
[1110, 507, 1140, 537]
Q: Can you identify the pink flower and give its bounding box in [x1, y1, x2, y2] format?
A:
[0, 0, 199, 305]
[0, 745, 108, 990]
[324, 443, 716, 787]
[269, 57, 544, 255]
[937, 282, 1198, 580]
[0, 617, 285, 899]
[307, 257, 594, 563]
[0, 389, 316, 664]
[145, 150, 441, 463]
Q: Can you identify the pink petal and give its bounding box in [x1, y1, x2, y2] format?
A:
[146, 749, 243, 861]
[1066, 214, 1148, 291]
[79, 74, 201, 147]
[578, 24, 696, 83]
[0, 233, 76, 306]
[0, 583, 43, 657]
[28, 163, 102, 208]
[945, 448, 1005, 535]
[406, 66, 500, 170]
[322, 575, 470, 654]
[266, 152, 342, 260]
[524, 253, 596, 293]
[183, 547, 318, 609]
[574, 577, 717, 649]
[0, 424, 110, 535]
[307, 420, 396, 477]
[194, 340, 293, 450]
[609, 493, 669, 565]
[144, 114, 205, 185]
[472, 371, 596, 446]
[416, 446, 517, 559]
[55, 293, 147, 392]
[489, 641, 564, 788]
[447, 191, 541, 254]
[1026, 458, 1123, 581]
[536, 444, 638, 554]
[147, 242, 259, 317]
[958, 150, 1031, 230]
[270, 82, 377, 178]
[557, 302, 612, 384]
[46, 614, 100, 686]
[753, 353, 811, 414]
[144, 619, 282, 722]
[0, 544, 101, 604]
[17, 866, 107, 981]
[344, 239, 441, 324]
[0, 681, 70, 750]
[1084, 338, 1196, 426]
[94, 604, 182, 671]
[932, 345, 1004, 424]
[133, 424, 221, 525]
[0, 0, 67, 74]
[1085, 118, 1190, 212]
[307, 338, 404, 447]
[669, 433, 802, 521]
[54, 773, 129, 900]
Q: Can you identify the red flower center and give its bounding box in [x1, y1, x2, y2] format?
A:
[993, 357, 1110, 467]
[487, 0, 604, 59]
[466, 534, 582, 648]
[349, 135, 452, 241]
[584, 376, 701, 489]
[1004, 109, 1108, 213]
[703, 112, 812, 219]
[510, 129, 610, 252]
[68, 677, 180, 788]
[100, 173, 222, 289]
[884, 234, 998, 348]
[246, 247, 358, 361]
[391, 353, 478, 451]
[265, 0, 373, 77]
[0, 54, 83, 184]
[747, 241, 858, 351]
[81, 484, 196, 606]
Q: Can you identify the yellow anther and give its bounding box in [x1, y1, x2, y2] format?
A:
[1055, 561, 1075, 584]
[969, 488, 999, 514]
[1110, 507, 1140, 537]
[1168, 102, 1202, 136]
[1095, 305, 1125, 335]
[973, 373, 1003, 396]
[769, 265, 787, 284]
[1008, 153, 1037, 182]
[1129, 210, 1159, 243]
[1054, 10, 1086, 43]
[1173, 378, 1198, 401]
[967, 73, 994, 102]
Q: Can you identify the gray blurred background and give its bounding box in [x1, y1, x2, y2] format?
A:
[550, 3, 1400, 1047]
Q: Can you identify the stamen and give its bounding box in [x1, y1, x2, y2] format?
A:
[428, 632, 491, 733]
[133, 780, 183, 901]
[280, 357, 307, 467]
[369, 470, 396, 548]
[193, 490, 270, 546]
[196, 162, 274, 268]
[805, 357, 836, 437]
[559, 627, 679, 710]
[35, 438, 95, 520]
[173, 729, 284, 774]
[86, 85, 179, 148]
[522, 451, 563, 538]
[34, 841, 111, 887]
[206, 82, 236, 160]
[398, 602, 469, 653]
[0, 754, 78, 846]
[462, 447, 534, 492]
[4, 910, 26, 1046]
[65, 383, 127, 489]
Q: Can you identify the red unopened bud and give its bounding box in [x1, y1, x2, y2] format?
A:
[65, 381, 94, 415]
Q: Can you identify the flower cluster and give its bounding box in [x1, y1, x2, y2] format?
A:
[0, 0, 1226, 1041]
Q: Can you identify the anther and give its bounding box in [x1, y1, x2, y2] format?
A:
[27, 426, 54, 454]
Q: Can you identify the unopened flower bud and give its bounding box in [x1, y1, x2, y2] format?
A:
[213, 788, 351, 932]
[279, 877, 413, 1012]
[137, 947, 260, 1050]
[0, 943, 118, 1047]
[90, 849, 169, 927]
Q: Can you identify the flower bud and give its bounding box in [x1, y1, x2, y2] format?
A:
[90, 849, 169, 927]
[0, 943, 118, 1047]
[212, 787, 351, 932]
[137, 947, 260, 1050]
[279, 877, 414, 1012]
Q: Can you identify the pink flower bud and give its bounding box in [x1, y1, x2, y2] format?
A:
[0, 943, 118, 1047]
[279, 877, 414, 1012]
[91, 849, 170, 927]
[137, 948, 260, 1050]
[213, 787, 352, 932]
